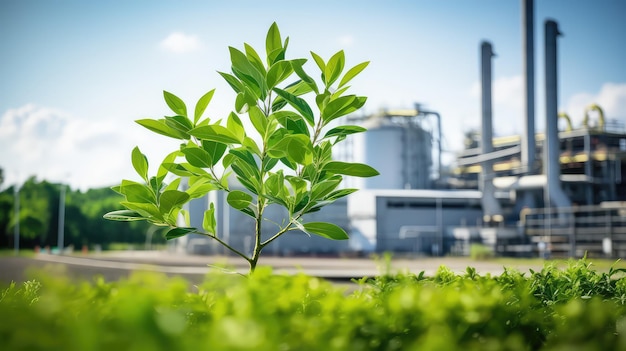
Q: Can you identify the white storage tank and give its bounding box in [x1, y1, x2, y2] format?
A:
[351, 117, 433, 190]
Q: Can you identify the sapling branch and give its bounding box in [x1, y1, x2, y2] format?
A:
[104, 22, 376, 275]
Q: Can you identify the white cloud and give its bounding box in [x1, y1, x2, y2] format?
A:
[159, 32, 201, 53]
[0, 105, 179, 191]
[565, 82, 626, 129]
[337, 34, 355, 47]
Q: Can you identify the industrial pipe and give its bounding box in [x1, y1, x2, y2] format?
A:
[480, 41, 503, 220]
[583, 103, 605, 131]
[544, 20, 571, 210]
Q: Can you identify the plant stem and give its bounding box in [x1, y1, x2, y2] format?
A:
[204, 232, 252, 265]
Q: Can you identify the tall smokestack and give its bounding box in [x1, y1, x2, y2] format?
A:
[544, 20, 571, 209]
[522, 0, 536, 173]
[480, 41, 502, 220]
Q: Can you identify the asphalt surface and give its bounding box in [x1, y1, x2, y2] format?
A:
[0, 250, 548, 286]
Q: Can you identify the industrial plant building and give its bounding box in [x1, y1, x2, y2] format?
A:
[175, 0, 626, 259]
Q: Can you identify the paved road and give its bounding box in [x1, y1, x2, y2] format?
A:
[0, 251, 547, 285]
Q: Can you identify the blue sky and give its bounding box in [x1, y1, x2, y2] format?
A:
[1, 0, 625, 190]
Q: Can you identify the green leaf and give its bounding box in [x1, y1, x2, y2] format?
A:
[324, 188, 358, 201]
[227, 190, 253, 210]
[323, 161, 379, 177]
[267, 134, 313, 165]
[266, 22, 282, 65]
[136, 119, 188, 139]
[227, 112, 246, 142]
[230, 147, 259, 171]
[266, 60, 293, 89]
[120, 201, 163, 220]
[323, 125, 366, 139]
[311, 177, 342, 201]
[165, 115, 193, 134]
[159, 190, 190, 214]
[157, 151, 180, 184]
[194, 89, 215, 124]
[272, 111, 309, 136]
[310, 51, 326, 72]
[186, 179, 217, 199]
[248, 105, 268, 137]
[189, 125, 241, 144]
[322, 95, 367, 123]
[229, 46, 266, 100]
[201, 140, 227, 167]
[131, 146, 149, 182]
[181, 147, 213, 168]
[325, 50, 345, 86]
[163, 91, 187, 117]
[165, 227, 196, 240]
[272, 87, 315, 126]
[338, 61, 369, 88]
[244, 43, 266, 76]
[162, 163, 195, 177]
[290, 59, 319, 94]
[218, 71, 244, 94]
[103, 210, 145, 222]
[202, 203, 217, 235]
[120, 180, 157, 204]
[302, 222, 348, 240]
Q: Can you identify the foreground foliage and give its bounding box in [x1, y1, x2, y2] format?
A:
[2, 259, 626, 350]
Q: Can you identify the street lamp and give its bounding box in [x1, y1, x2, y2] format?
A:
[14, 182, 20, 256]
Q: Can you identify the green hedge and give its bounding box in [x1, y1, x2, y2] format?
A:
[2, 259, 626, 350]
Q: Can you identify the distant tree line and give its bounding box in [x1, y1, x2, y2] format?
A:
[0, 171, 164, 250]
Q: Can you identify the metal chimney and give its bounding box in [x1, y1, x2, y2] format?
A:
[522, 0, 536, 173]
[544, 20, 571, 209]
[480, 41, 502, 220]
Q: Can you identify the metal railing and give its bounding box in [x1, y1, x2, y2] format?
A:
[522, 204, 626, 258]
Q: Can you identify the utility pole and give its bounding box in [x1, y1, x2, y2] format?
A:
[14, 183, 20, 256]
[57, 183, 66, 254]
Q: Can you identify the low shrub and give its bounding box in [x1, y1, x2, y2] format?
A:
[2, 259, 626, 350]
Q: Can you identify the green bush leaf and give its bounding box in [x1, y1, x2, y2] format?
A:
[165, 227, 195, 240]
[323, 161, 379, 177]
[131, 146, 149, 182]
[194, 89, 215, 124]
[163, 90, 187, 117]
[302, 222, 348, 240]
[227, 190, 253, 211]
